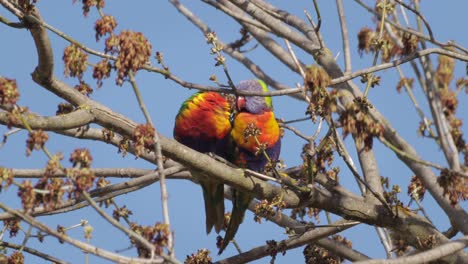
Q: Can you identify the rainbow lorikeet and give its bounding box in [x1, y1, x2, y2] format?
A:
[219, 80, 281, 254]
[173, 91, 232, 234]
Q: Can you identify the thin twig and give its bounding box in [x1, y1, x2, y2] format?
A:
[379, 136, 468, 178]
[336, 0, 352, 73]
[393, 0, 434, 41]
[0, 14, 24, 28]
[128, 71, 174, 257]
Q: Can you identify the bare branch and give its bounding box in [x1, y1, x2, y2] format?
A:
[0, 241, 69, 264]
[354, 236, 468, 264]
[0, 202, 167, 264]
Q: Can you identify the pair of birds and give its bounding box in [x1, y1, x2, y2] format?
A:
[173, 80, 281, 254]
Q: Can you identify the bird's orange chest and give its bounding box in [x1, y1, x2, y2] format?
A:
[231, 111, 280, 153]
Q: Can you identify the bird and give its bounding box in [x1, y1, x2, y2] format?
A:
[173, 91, 232, 234]
[219, 79, 281, 254]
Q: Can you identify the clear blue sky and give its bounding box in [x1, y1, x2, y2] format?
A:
[1, 1, 467, 263]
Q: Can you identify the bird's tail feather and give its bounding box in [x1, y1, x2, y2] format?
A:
[201, 180, 225, 234]
[218, 190, 253, 254]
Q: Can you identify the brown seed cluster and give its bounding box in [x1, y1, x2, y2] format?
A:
[132, 124, 155, 157]
[34, 176, 67, 211]
[304, 65, 337, 121]
[118, 136, 130, 157]
[93, 59, 112, 88]
[17, 180, 36, 212]
[74, 81, 93, 96]
[3, 219, 20, 238]
[437, 169, 467, 206]
[105, 31, 152, 86]
[18, 154, 68, 211]
[303, 235, 351, 264]
[68, 148, 95, 195]
[69, 148, 93, 168]
[130, 222, 170, 257]
[63, 44, 88, 80]
[265, 240, 287, 262]
[94, 15, 117, 41]
[56, 103, 75, 115]
[357, 23, 418, 63]
[382, 177, 403, 207]
[0, 77, 19, 106]
[290, 206, 321, 223]
[434, 55, 468, 162]
[26, 130, 49, 156]
[0, 167, 13, 192]
[339, 98, 384, 151]
[407, 175, 426, 201]
[6, 251, 24, 264]
[75, 0, 105, 16]
[184, 249, 212, 264]
[113, 205, 133, 221]
[253, 195, 285, 223]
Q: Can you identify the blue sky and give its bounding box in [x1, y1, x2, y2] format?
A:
[1, 1, 467, 263]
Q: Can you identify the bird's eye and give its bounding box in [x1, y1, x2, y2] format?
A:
[236, 96, 246, 111]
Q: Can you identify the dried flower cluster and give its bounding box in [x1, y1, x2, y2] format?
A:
[0, 167, 13, 192]
[290, 206, 321, 223]
[113, 205, 133, 221]
[68, 148, 95, 195]
[357, 24, 418, 63]
[56, 103, 75, 115]
[265, 239, 287, 263]
[303, 235, 351, 264]
[205, 32, 225, 66]
[184, 249, 212, 264]
[94, 15, 117, 41]
[253, 195, 285, 223]
[16, 154, 68, 211]
[407, 175, 426, 201]
[339, 98, 384, 151]
[74, 81, 93, 96]
[3, 219, 20, 238]
[105, 31, 152, 85]
[63, 44, 88, 79]
[93, 59, 112, 88]
[433, 55, 468, 164]
[17, 180, 36, 211]
[304, 65, 337, 121]
[130, 222, 170, 257]
[0, 77, 19, 106]
[25, 130, 49, 156]
[132, 124, 155, 157]
[382, 177, 403, 207]
[75, 0, 105, 16]
[34, 176, 67, 211]
[6, 251, 24, 264]
[437, 169, 467, 206]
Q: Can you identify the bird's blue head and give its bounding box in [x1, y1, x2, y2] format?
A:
[235, 80, 272, 114]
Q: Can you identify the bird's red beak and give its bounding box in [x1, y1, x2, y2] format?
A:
[236, 96, 246, 111]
